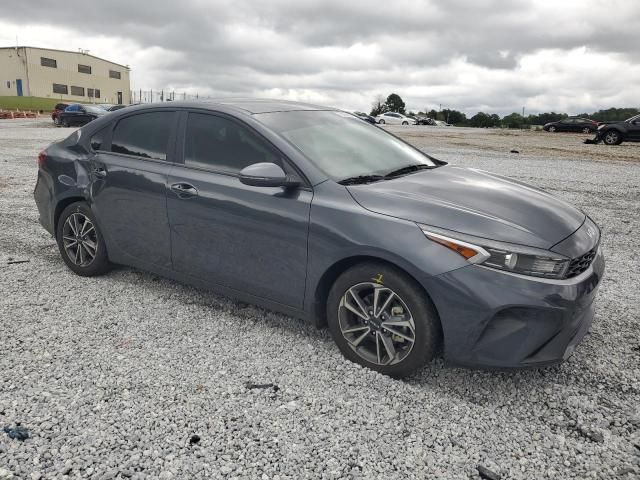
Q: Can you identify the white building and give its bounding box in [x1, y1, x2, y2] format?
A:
[0, 46, 131, 104]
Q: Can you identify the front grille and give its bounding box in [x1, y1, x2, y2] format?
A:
[566, 247, 597, 278]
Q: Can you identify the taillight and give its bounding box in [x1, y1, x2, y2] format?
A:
[37, 150, 47, 169]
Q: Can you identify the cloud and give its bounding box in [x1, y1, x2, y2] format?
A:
[0, 0, 638, 114]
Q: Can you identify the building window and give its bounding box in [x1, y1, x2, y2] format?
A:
[6, 81, 9, 89]
[41, 57, 57, 68]
[52, 83, 68, 94]
[109, 70, 121, 79]
[88, 88, 101, 99]
[70, 86, 85, 96]
[78, 64, 92, 74]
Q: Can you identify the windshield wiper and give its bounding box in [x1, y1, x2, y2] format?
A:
[384, 164, 437, 179]
[338, 174, 386, 185]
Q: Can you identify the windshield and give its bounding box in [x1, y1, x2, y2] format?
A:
[84, 105, 104, 114]
[256, 110, 435, 181]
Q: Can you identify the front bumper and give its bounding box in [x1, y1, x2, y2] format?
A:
[422, 246, 605, 368]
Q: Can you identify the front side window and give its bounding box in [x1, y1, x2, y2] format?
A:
[184, 113, 278, 174]
[111, 112, 173, 160]
[257, 110, 435, 181]
[91, 127, 108, 151]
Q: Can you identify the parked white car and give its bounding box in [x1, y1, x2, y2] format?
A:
[374, 112, 417, 125]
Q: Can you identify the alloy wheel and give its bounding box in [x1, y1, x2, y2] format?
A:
[62, 213, 98, 267]
[604, 131, 619, 145]
[338, 282, 416, 366]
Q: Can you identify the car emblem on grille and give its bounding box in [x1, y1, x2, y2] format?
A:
[586, 227, 595, 238]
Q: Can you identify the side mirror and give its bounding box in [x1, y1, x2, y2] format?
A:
[239, 162, 300, 188]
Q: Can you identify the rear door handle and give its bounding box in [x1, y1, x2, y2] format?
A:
[170, 182, 198, 198]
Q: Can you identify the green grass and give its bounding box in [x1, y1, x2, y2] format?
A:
[0, 96, 62, 112]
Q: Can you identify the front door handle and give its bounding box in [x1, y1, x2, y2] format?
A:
[170, 182, 198, 198]
[92, 166, 107, 178]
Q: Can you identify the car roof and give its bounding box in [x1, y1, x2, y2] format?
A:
[130, 98, 334, 115]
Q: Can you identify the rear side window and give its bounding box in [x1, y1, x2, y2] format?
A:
[111, 112, 173, 160]
[184, 113, 278, 174]
[91, 127, 108, 151]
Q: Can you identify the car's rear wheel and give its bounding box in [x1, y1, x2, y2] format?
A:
[548, 126, 557, 132]
[378, 119, 385, 124]
[327, 262, 441, 378]
[56, 202, 111, 276]
[603, 130, 622, 145]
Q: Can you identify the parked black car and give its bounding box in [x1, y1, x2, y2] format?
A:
[34, 100, 604, 377]
[353, 111, 376, 124]
[591, 114, 640, 145]
[543, 117, 598, 133]
[58, 104, 107, 127]
[416, 116, 437, 126]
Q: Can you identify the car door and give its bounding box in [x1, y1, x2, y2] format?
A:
[89, 110, 178, 269]
[627, 116, 640, 140]
[166, 111, 312, 308]
[76, 107, 92, 125]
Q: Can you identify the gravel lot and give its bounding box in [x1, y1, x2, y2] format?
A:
[1, 119, 639, 479]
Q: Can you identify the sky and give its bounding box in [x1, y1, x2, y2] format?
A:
[1, 0, 639, 116]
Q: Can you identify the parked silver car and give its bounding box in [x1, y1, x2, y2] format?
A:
[375, 112, 417, 125]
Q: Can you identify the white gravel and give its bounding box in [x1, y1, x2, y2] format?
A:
[1, 119, 639, 479]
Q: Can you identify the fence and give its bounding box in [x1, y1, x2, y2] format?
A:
[130, 90, 211, 104]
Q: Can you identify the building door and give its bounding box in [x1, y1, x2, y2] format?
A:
[16, 79, 23, 96]
[117, 91, 122, 104]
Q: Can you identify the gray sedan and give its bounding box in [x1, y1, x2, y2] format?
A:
[34, 99, 604, 377]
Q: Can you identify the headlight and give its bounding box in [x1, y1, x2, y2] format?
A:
[420, 225, 570, 279]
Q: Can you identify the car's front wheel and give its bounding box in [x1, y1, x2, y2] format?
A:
[56, 202, 112, 276]
[402, 121, 408, 125]
[582, 127, 591, 134]
[327, 262, 441, 378]
[603, 130, 623, 145]
[548, 126, 557, 132]
[378, 119, 385, 124]
[53, 116, 60, 126]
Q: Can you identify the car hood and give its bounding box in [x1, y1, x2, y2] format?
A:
[346, 166, 585, 249]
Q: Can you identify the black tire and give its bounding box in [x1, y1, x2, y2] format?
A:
[56, 202, 112, 276]
[62, 119, 70, 127]
[378, 119, 385, 124]
[327, 262, 441, 378]
[402, 121, 408, 125]
[603, 129, 623, 145]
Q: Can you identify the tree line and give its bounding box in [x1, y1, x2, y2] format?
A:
[369, 94, 639, 128]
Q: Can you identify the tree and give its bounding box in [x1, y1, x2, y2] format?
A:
[369, 94, 387, 116]
[385, 93, 406, 114]
[441, 109, 467, 125]
[502, 113, 525, 129]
